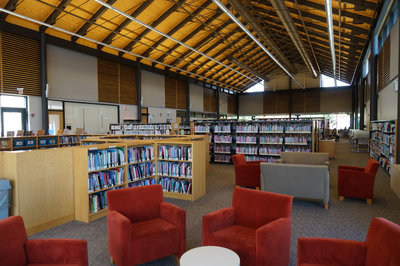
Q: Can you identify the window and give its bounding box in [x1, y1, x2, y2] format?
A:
[245, 80, 264, 93]
[0, 95, 26, 108]
[320, 74, 349, 87]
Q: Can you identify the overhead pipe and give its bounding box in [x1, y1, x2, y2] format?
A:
[231, 57, 269, 82]
[325, 0, 337, 86]
[0, 7, 240, 91]
[269, 0, 318, 78]
[214, 0, 305, 89]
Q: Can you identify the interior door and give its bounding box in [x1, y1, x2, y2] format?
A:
[1, 108, 27, 137]
[48, 110, 64, 135]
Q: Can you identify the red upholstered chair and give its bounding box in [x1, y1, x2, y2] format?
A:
[232, 154, 261, 189]
[0, 216, 88, 266]
[107, 184, 186, 266]
[338, 158, 379, 204]
[202, 187, 293, 266]
[297, 217, 400, 266]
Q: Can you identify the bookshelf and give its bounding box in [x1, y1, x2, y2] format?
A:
[74, 138, 206, 222]
[109, 122, 173, 135]
[0, 135, 92, 151]
[370, 120, 397, 175]
[194, 119, 315, 163]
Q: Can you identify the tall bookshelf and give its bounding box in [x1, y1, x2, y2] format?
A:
[370, 120, 397, 175]
[74, 139, 206, 223]
[194, 119, 315, 163]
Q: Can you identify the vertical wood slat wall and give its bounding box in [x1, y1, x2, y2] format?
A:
[165, 76, 187, 109]
[0, 31, 41, 96]
[203, 87, 217, 112]
[377, 34, 391, 91]
[98, 58, 137, 105]
[263, 89, 320, 114]
[227, 94, 237, 114]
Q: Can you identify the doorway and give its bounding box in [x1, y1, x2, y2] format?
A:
[48, 110, 64, 135]
[1, 108, 27, 137]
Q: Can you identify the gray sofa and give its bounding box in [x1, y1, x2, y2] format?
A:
[277, 152, 330, 166]
[260, 159, 330, 209]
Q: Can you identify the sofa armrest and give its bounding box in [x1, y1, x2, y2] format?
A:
[275, 159, 283, 163]
[25, 239, 88, 266]
[160, 202, 186, 256]
[107, 210, 132, 264]
[297, 237, 366, 265]
[256, 217, 291, 266]
[202, 207, 235, 245]
[338, 165, 364, 171]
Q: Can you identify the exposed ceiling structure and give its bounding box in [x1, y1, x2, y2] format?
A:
[0, 0, 382, 92]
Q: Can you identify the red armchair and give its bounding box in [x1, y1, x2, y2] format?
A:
[0, 216, 88, 266]
[107, 184, 186, 266]
[202, 187, 293, 266]
[338, 158, 379, 204]
[297, 217, 400, 266]
[232, 154, 261, 189]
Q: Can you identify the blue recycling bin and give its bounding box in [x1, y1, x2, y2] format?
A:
[0, 179, 11, 220]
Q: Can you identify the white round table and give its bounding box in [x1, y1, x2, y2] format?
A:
[180, 246, 240, 266]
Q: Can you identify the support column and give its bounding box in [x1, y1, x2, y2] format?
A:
[216, 87, 220, 120]
[350, 85, 355, 129]
[359, 78, 365, 130]
[40, 31, 48, 131]
[354, 83, 359, 129]
[136, 59, 142, 121]
[288, 79, 292, 118]
[236, 94, 239, 120]
[370, 36, 378, 121]
[186, 80, 190, 124]
[396, 24, 400, 164]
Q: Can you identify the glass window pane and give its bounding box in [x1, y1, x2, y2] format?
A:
[48, 100, 63, 110]
[3, 112, 22, 136]
[0, 95, 26, 108]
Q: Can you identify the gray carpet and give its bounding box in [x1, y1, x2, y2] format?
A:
[30, 140, 400, 265]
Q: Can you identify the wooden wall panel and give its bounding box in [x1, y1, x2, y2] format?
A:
[305, 90, 320, 112]
[203, 88, 211, 112]
[1, 32, 41, 96]
[378, 34, 391, 91]
[119, 64, 137, 105]
[263, 93, 276, 113]
[176, 79, 187, 110]
[276, 91, 289, 113]
[165, 76, 177, 108]
[228, 94, 236, 114]
[210, 90, 217, 113]
[98, 58, 119, 103]
[291, 90, 305, 113]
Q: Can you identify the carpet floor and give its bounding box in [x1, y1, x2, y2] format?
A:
[31, 140, 400, 265]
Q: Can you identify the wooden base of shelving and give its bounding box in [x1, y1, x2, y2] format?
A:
[339, 196, 344, 201]
[89, 209, 108, 222]
[26, 214, 74, 236]
[366, 199, 372, 204]
[324, 204, 329, 210]
[163, 191, 193, 201]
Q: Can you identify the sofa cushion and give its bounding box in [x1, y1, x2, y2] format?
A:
[281, 152, 329, 165]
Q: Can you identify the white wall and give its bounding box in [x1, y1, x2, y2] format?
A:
[119, 104, 138, 122]
[364, 100, 370, 129]
[378, 78, 398, 120]
[141, 70, 165, 107]
[47, 45, 98, 101]
[147, 107, 176, 123]
[219, 93, 228, 114]
[28, 96, 42, 133]
[190, 83, 204, 112]
[239, 93, 263, 115]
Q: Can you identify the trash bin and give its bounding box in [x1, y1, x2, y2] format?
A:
[0, 179, 11, 219]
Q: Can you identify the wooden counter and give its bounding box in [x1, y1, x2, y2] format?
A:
[319, 139, 335, 158]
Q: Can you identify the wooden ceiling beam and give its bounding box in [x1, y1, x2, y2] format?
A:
[117, 0, 185, 55]
[140, 0, 213, 58]
[71, 0, 117, 42]
[98, 0, 154, 49]
[39, 0, 72, 32]
[0, 0, 19, 21]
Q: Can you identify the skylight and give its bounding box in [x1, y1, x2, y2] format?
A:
[245, 80, 264, 93]
[320, 74, 349, 87]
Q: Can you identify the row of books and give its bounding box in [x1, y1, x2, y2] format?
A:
[158, 145, 192, 161]
[236, 136, 257, 143]
[88, 168, 124, 193]
[371, 121, 395, 133]
[88, 148, 125, 171]
[284, 136, 309, 144]
[236, 124, 259, 132]
[244, 155, 280, 162]
[127, 146, 154, 163]
[260, 136, 283, 144]
[260, 124, 284, 132]
[214, 125, 231, 132]
[157, 162, 192, 177]
[128, 162, 155, 181]
[59, 136, 78, 144]
[121, 124, 172, 130]
[235, 146, 258, 154]
[214, 135, 232, 142]
[89, 187, 123, 214]
[214, 154, 231, 163]
[259, 147, 282, 155]
[214, 145, 231, 153]
[159, 177, 192, 194]
[194, 125, 210, 133]
[285, 124, 311, 132]
[285, 147, 312, 152]
[128, 178, 157, 187]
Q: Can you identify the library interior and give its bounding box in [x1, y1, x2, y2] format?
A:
[0, 0, 400, 265]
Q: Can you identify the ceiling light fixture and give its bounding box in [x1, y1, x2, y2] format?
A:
[324, 0, 337, 87]
[212, 0, 305, 89]
[0, 7, 239, 91]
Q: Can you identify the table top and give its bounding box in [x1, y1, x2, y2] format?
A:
[180, 246, 240, 266]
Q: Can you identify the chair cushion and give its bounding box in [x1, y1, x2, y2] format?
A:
[206, 225, 256, 266]
[131, 218, 180, 265]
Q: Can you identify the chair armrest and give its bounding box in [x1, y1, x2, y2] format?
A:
[160, 202, 186, 257]
[107, 210, 132, 264]
[297, 237, 366, 265]
[202, 207, 235, 245]
[256, 217, 291, 266]
[338, 165, 364, 171]
[25, 239, 88, 266]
